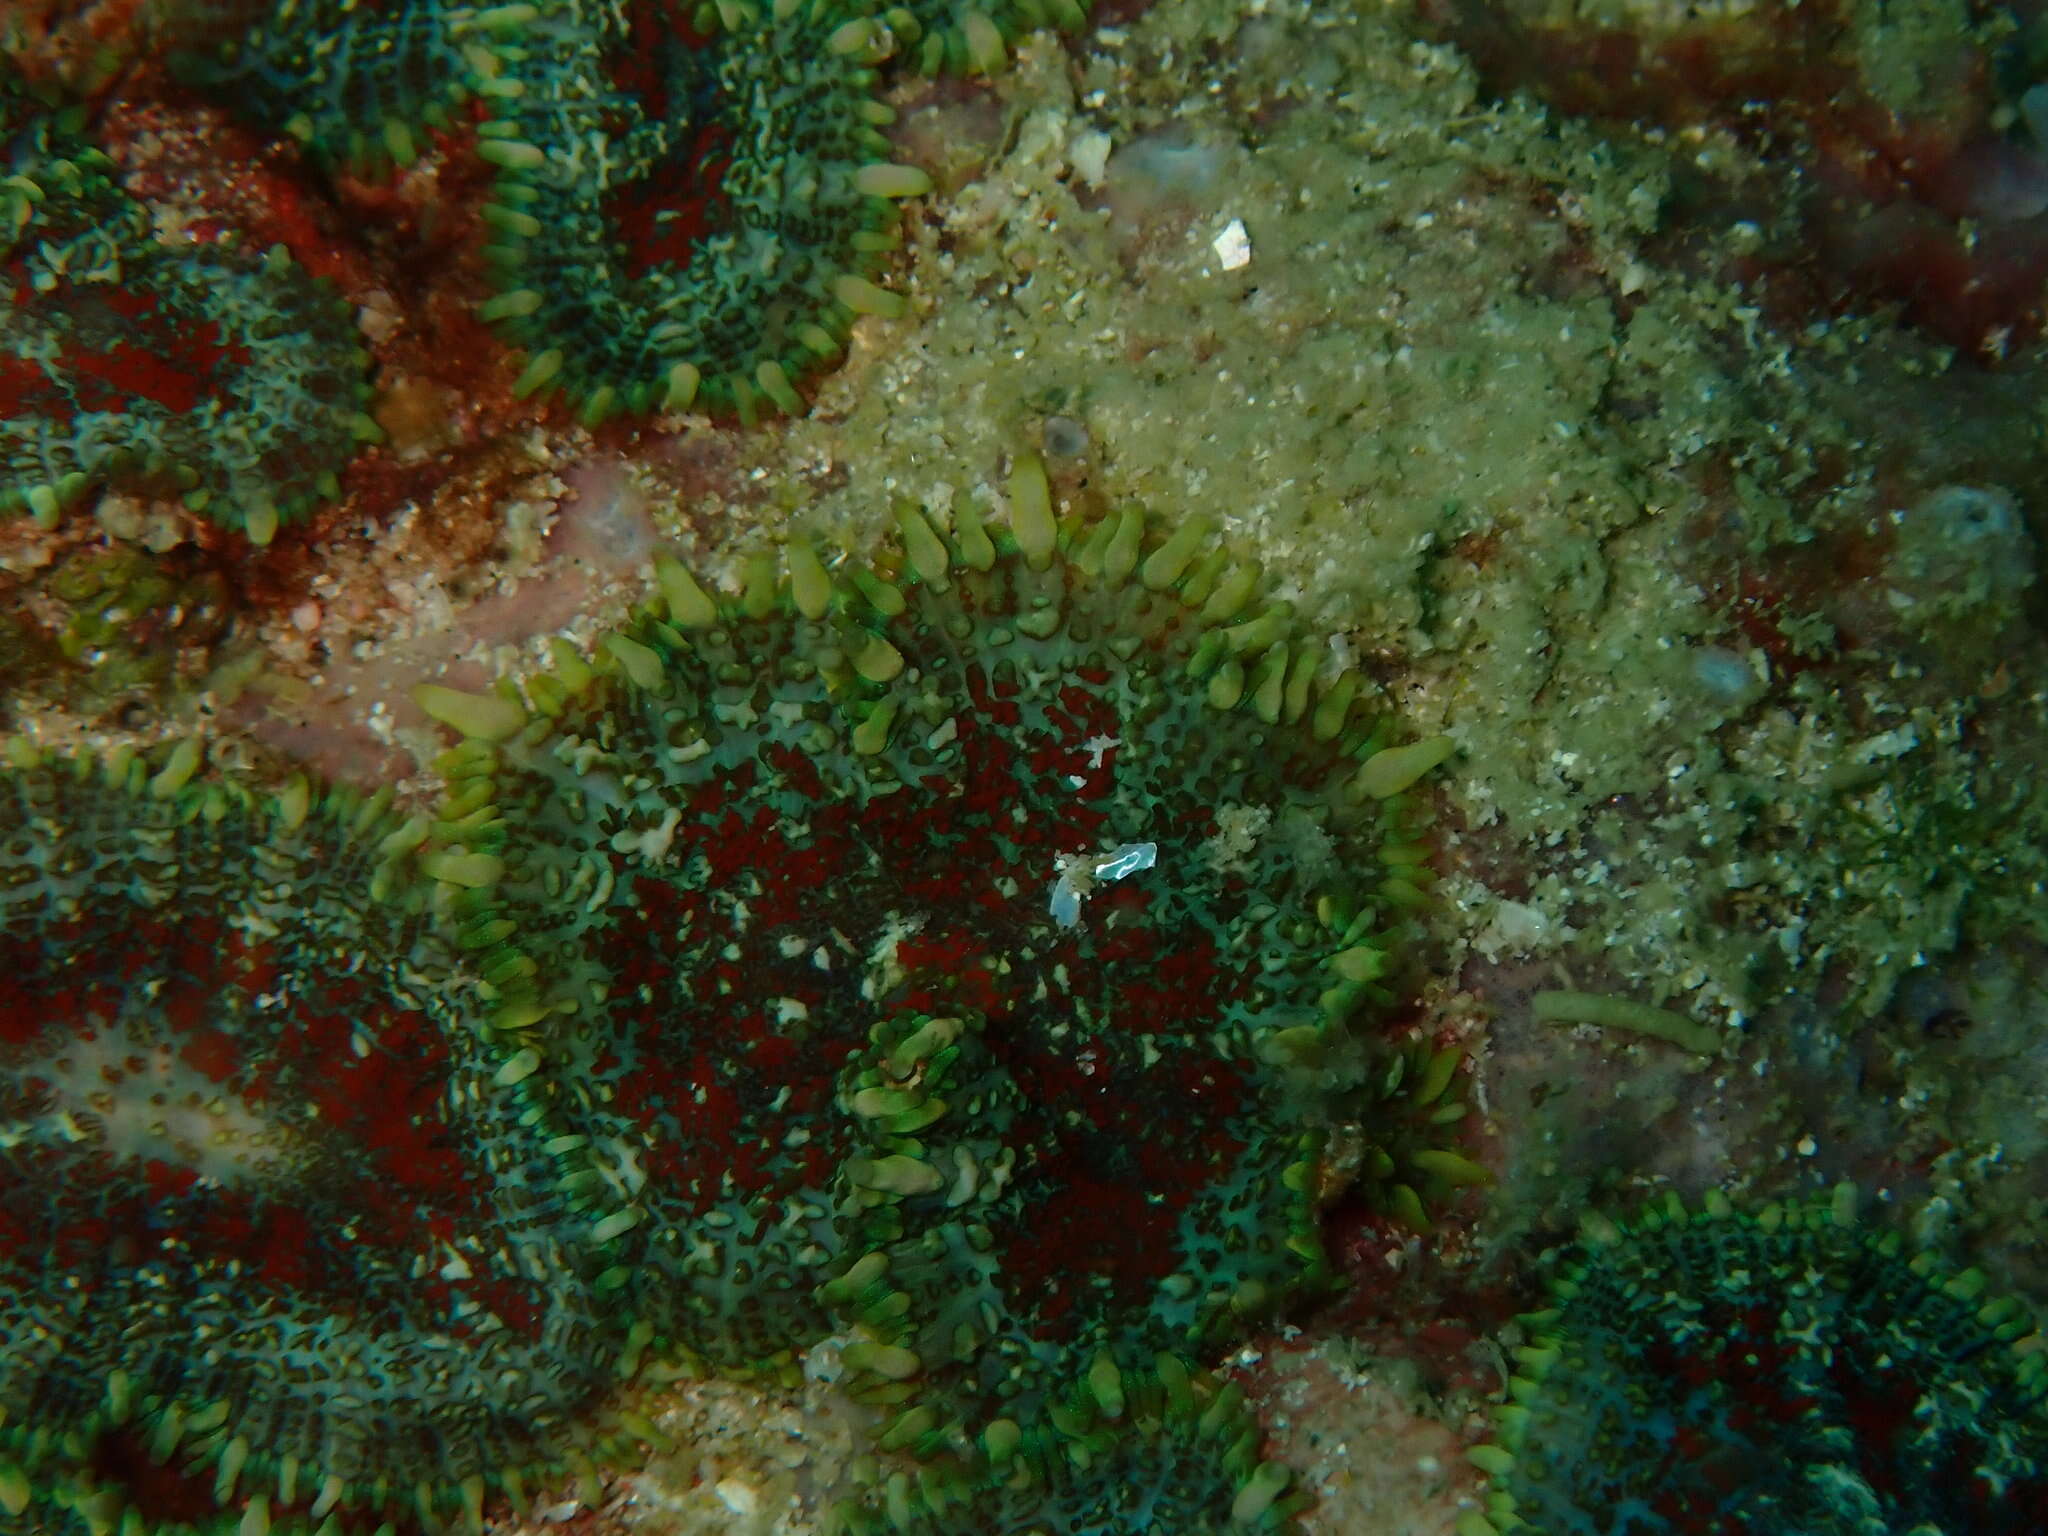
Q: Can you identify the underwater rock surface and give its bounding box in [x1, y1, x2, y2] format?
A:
[2, 0, 2047, 1532]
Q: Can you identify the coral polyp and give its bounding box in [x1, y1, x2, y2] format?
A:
[1464, 1186, 2048, 1536]
[831, 1352, 1304, 1534]
[416, 459, 1462, 1440]
[473, 0, 929, 424]
[856, 0, 1092, 76]
[0, 72, 141, 273]
[168, 0, 521, 176]
[0, 74, 379, 543]
[0, 743, 617, 1535]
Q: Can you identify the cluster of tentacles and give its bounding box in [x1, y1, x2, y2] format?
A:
[0, 68, 377, 543]
[1463, 1186, 2048, 1536]
[0, 740, 627, 1536]
[2, 0, 1090, 541]
[465, 0, 928, 424]
[173, 0, 946, 423]
[0, 474, 1468, 1535]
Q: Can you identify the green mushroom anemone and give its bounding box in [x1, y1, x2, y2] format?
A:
[413, 453, 1468, 1451]
[0, 740, 637, 1536]
[473, 0, 930, 424]
[1462, 1184, 2048, 1536]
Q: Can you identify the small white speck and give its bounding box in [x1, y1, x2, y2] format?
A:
[714, 1479, 760, 1517]
[1213, 218, 1251, 271]
[1070, 129, 1112, 186]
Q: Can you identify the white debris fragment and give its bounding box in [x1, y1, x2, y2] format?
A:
[1213, 218, 1252, 271]
[1070, 129, 1113, 186]
[1850, 725, 1919, 762]
[1049, 841, 1158, 927]
[1199, 802, 1271, 875]
[714, 1478, 761, 1517]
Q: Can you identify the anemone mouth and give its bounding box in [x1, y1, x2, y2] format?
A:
[0, 749, 613, 1536]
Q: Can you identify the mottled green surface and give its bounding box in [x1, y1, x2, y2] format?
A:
[833, 1353, 1301, 1534]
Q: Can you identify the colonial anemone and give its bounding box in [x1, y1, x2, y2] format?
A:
[1463, 1185, 2048, 1536]
[167, 0, 526, 176]
[0, 71, 379, 545]
[832, 1351, 1304, 1534]
[0, 742, 623, 1536]
[472, 0, 930, 424]
[415, 454, 1467, 1448]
